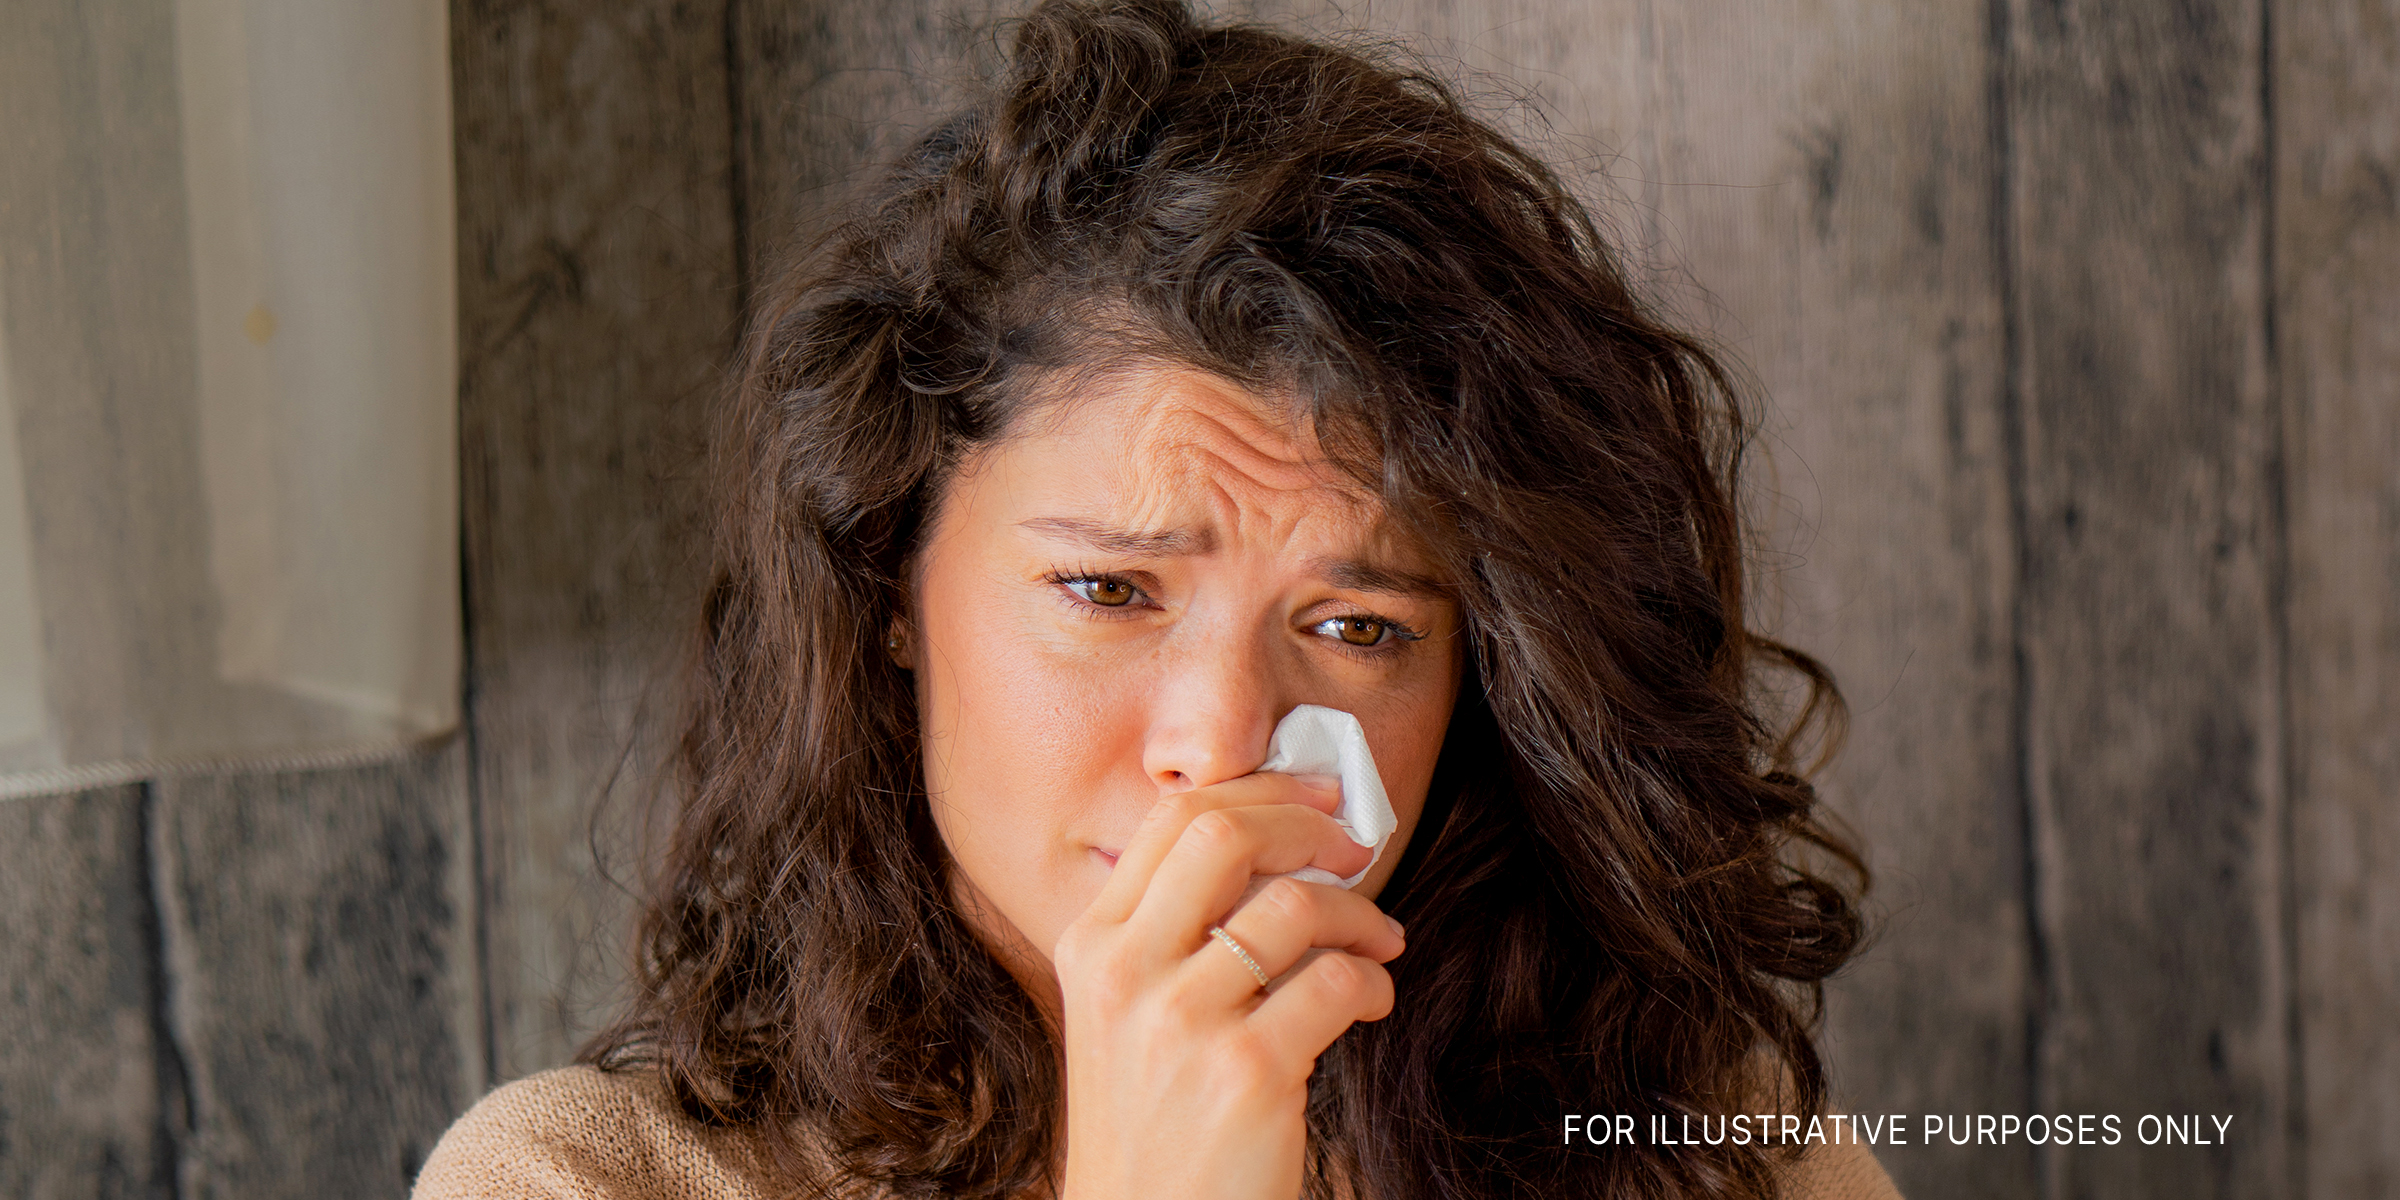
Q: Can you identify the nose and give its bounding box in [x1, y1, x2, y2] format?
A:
[1140, 620, 1283, 794]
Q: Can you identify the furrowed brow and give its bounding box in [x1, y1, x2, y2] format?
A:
[1016, 516, 1215, 556]
[1315, 557, 1450, 600]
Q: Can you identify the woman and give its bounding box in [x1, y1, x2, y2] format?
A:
[416, 1, 1895, 1197]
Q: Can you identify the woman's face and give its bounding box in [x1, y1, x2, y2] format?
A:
[907, 363, 1465, 998]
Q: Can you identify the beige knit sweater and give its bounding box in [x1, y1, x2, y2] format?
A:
[412, 1065, 1904, 1200]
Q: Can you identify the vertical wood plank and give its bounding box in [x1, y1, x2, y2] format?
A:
[1557, 4, 2030, 1192]
[2276, 2, 2400, 1196]
[451, 0, 741, 1079]
[2007, 0, 2288, 1194]
[152, 750, 471, 1199]
[0, 787, 175, 1200]
[732, 0, 1003, 272]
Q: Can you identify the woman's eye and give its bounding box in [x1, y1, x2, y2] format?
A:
[1065, 577, 1138, 607]
[1322, 615, 1389, 646]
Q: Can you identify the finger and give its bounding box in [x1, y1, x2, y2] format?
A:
[1227, 878, 1405, 969]
[1130, 803, 1372, 944]
[1246, 949, 1395, 1061]
[1083, 772, 1342, 926]
[1182, 879, 1403, 1007]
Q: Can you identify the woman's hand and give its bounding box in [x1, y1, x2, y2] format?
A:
[1051, 772, 1406, 1200]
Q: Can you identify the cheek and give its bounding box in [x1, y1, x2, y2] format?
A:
[1368, 689, 1456, 820]
[915, 579, 1148, 942]
[921, 600, 1135, 807]
[1350, 644, 1466, 877]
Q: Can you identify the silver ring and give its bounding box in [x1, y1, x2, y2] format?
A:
[1207, 924, 1271, 990]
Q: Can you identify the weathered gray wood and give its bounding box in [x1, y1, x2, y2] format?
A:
[2008, 0, 2289, 1194]
[733, 0, 1007, 276]
[452, 0, 741, 1080]
[2277, 3, 2400, 1196]
[150, 748, 470, 1199]
[0, 786, 174, 1200]
[1527, 4, 2031, 1192]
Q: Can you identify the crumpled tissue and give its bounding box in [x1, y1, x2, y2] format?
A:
[1253, 703, 1397, 890]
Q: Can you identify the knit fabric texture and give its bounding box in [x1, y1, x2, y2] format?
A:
[411, 1065, 796, 1200]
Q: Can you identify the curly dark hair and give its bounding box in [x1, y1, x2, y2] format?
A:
[585, 2, 1867, 1198]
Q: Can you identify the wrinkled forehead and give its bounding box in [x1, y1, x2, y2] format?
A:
[994, 360, 1393, 540]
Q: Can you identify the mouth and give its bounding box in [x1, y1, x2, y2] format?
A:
[1093, 847, 1121, 868]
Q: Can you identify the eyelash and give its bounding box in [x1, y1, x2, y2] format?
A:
[1039, 566, 1425, 658]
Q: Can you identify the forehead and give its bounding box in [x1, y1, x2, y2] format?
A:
[969, 362, 1392, 544]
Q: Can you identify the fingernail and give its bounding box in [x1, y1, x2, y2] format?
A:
[1294, 772, 1341, 792]
[1384, 915, 1406, 941]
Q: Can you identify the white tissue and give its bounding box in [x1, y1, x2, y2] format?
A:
[1255, 704, 1396, 890]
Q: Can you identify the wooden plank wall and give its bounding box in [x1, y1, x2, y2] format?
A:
[148, 754, 474, 1198]
[0, 786, 173, 1199]
[1, 2, 2391, 1198]
[450, 0, 736, 1084]
[2281, 3, 2400, 1197]
[1507, 3, 2032, 1193]
[2009, 3, 2287, 1197]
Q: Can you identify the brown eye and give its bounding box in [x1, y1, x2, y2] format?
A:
[1332, 616, 1386, 646]
[1069, 577, 1137, 607]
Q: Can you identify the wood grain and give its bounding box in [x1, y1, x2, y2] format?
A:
[0, 787, 174, 1200]
[732, 0, 1005, 274]
[151, 749, 471, 1199]
[1552, 4, 2029, 1192]
[2276, 2, 2400, 1196]
[451, 0, 742, 1080]
[2007, 0, 2289, 1194]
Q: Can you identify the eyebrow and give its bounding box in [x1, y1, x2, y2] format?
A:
[1312, 557, 1451, 600]
[1017, 516, 1449, 599]
[1016, 516, 1216, 556]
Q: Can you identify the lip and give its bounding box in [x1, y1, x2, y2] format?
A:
[1093, 847, 1121, 868]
